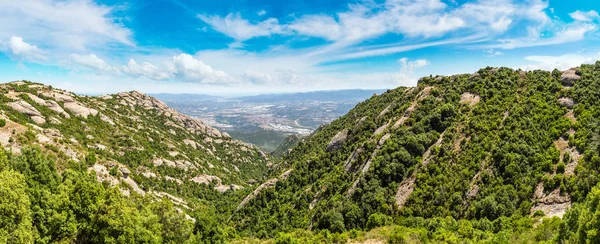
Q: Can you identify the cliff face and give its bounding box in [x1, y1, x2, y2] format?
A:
[0, 81, 270, 200]
[230, 63, 600, 235]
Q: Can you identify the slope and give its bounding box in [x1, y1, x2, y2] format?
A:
[0, 81, 270, 215]
[231, 63, 600, 240]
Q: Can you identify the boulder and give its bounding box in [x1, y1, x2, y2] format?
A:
[120, 167, 131, 178]
[558, 97, 575, 108]
[561, 69, 580, 86]
[63, 102, 98, 118]
[326, 129, 348, 152]
[7, 101, 45, 124]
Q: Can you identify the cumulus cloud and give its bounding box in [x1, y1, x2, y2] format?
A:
[570, 10, 600, 22]
[521, 52, 600, 71]
[121, 54, 237, 84]
[169, 54, 237, 84]
[70, 54, 119, 75]
[7, 36, 46, 61]
[123, 59, 172, 80]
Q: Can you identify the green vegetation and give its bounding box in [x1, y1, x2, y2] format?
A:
[271, 134, 303, 157]
[0, 146, 241, 243]
[3, 62, 600, 243]
[229, 62, 600, 242]
[228, 129, 290, 152]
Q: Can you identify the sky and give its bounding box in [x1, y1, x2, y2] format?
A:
[0, 0, 599, 95]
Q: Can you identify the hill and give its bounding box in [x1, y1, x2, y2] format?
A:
[0, 81, 269, 242]
[230, 62, 600, 242]
[4, 62, 600, 243]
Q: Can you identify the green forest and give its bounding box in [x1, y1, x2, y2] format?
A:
[2, 62, 600, 243]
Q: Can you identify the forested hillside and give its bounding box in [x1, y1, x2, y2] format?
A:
[0, 81, 269, 243]
[3, 62, 600, 243]
[231, 62, 600, 243]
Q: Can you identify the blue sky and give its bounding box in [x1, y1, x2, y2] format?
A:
[0, 0, 599, 95]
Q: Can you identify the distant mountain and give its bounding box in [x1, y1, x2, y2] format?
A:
[148, 93, 220, 101]
[150, 89, 387, 103]
[235, 89, 387, 103]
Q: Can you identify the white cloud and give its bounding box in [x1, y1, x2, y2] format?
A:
[484, 23, 596, 49]
[70, 54, 119, 75]
[169, 54, 237, 84]
[198, 13, 285, 43]
[199, 0, 561, 57]
[123, 59, 171, 80]
[0, 0, 132, 51]
[7, 36, 46, 61]
[570, 10, 600, 22]
[521, 52, 600, 71]
[257, 10, 267, 16]
[242, 70, 273, 84]
[332, 34, 485, 60]
[288, 15, 341, 41]
[486, 49, 504, 57]
[393, 57, 430, 84]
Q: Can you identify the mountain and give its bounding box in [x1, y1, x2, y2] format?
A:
[0, 81, 270, 242]
[4, 62, 600, 243]
[235, 89, 387, 103]
[148, 93, 220, 102]
[229, 63, 600, 242]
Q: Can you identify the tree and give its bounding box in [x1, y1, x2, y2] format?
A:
[0, 171, 34, 243]
[319, 210, 345, 233]
[150, 199, 193, 243]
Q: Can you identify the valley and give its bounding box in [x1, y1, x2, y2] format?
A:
[154, 89, 384, 152]
[3, 63, 600, 243]
[3, 1, 600, 243]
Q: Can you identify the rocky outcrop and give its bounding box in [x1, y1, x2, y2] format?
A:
[460, 92, 481, 107]
[27, 94, 70, 118]
[561, 69, 580, 86]
[7, 101, 45, 124]
[531, 184, 571, 219]
[326, 129, 348, 152]
[189, 174, 222, 185]
[63, 102, 98, 118]
[233, 169, 293, 213]
[558, 97, 575, 108]
[117, 91, 229, 139]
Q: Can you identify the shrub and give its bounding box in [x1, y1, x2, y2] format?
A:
[0, 119, 5, 128]
[557, 162, 566, 174]
[367, 213, 392, 230]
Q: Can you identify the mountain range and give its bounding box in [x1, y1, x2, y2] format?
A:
[2, 62, 600, 243]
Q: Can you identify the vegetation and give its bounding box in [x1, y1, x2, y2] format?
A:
[3, 62, 600, 243]
[229, 62, 600, 242]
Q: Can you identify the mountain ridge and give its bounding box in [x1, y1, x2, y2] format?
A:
[228, 62, 600, 242]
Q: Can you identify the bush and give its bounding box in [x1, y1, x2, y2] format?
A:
[0, 119, 5, 128]
[367, 213, 392, 230]
[557, 162, 566, 174]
